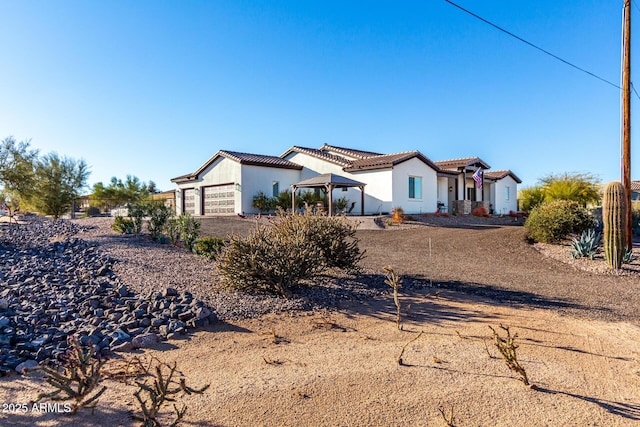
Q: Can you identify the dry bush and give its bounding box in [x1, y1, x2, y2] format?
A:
[132, 358, 209, 427]
[489, 325, 531, 386]
[217, 211, 364, 296]
[35, 336, 107, 414]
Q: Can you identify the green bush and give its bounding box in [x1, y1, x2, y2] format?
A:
[147, 203, 172, 242]
[194, 236, 227, 260]
[111, 216, 135, 234]
[166, 218, 180, 245]
[126, 202, 146, 234]
[217, 211, 364, 296]
[518, 186, 546, 212]
[525, 200, 596, 243]
[252, 191, 273, 213]
[176, 212, 200, 252]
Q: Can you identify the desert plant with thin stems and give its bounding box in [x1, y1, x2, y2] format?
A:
[397, 331, 423, 366]
[132, 359, 210, 427]
[35, 335, 107, 414]
[489, 325, 530, 386]
[438, 404, 456, 426]
[383, 266, 402, 330]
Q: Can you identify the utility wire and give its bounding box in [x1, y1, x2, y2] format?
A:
[444, 0, 622, 90]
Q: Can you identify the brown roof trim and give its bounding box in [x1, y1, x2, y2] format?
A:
[319, 144, 382, 159]
[281, 146, 352, 167]
[345, 151, 440, 172]
[483, 169, 522, 184]
[434, 157, 491, 170]
[171, 149, 302, 183]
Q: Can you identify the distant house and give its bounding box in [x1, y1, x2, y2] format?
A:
[632, 180, 640, 203]
[172, 144, 521, 216]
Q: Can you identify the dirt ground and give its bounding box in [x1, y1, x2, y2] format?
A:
[1, 216, 640, 426]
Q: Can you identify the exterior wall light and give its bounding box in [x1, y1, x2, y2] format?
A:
[235, 183, 241, 191]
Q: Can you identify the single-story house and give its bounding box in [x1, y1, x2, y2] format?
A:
[171, 144, 521, 216]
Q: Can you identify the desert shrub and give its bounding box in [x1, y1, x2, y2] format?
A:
[525, 200, 595, 243]
[333, 196, 349, 214]
[217, 223, 324, 296]
[217, 211, 364, 296]
[112, 216, 135, 234]
[471, 207, 490, 217]
[127, 202, 146, 234]
[166, 218, 180, 245]
[570, 228, 601, 259]
[194, 236, 227, 260]
[518, 186, 546, 212]
[252, 191, 273, 213]
[391, 206, 405, 224]
[147, 203, 172, 242]
[36, 335, 107, 414]
[176, 212, 200, 252]
[274, 210, 364, 270]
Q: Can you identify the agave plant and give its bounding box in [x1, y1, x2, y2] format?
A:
[570, 228, 601, 260]
[622, 247, 635, 264]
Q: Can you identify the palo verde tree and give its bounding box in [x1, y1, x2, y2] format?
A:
[518, 172, 601, 212]
[30, 152, 90, 219]
[90, 175, 153, 211]
[0, 136, 38, 199]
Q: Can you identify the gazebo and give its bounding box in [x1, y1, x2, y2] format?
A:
[291, 173, 366, 216]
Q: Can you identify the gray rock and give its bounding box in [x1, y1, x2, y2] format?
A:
[15, 359, 39, 374]
[131, 333, 160, 349]
[0, 299, 8, 310]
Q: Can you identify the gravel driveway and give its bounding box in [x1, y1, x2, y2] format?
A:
[74, 215, 640, 324]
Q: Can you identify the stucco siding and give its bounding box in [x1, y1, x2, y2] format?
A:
[240, 165, 301, 214]
[285, 152, 392, 214]
[391, 157, 438, 214]
[492, 176, 518, 214]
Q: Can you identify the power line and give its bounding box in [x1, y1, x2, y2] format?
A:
[443, 0, 621, 90]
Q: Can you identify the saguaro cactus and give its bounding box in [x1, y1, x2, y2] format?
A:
[602, 181, 628, 269]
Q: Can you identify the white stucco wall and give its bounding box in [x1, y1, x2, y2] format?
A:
[240, 165, 301, 214]
[492, 176, 519, 214]
[391, 157, 438, 214]
[285, 152, 394, 214]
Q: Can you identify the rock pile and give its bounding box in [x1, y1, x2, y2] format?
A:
[0, 217, 217, 375]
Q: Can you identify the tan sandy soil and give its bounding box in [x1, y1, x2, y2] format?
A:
[1, 292, 640, 426]
[1, 216, 640, 426]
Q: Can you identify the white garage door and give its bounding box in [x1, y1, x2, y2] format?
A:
[183, 188, 196, 215]
[203, 184, 235, 215]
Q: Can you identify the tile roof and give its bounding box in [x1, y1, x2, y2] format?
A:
[220, 151, 302, 169]
[631, 180, 640, 191]
[483, 169, 523, 183]
[281, 146, 353, 167]
[319, 144, 382, 159]
[171, 150, 301, 183]
[434, 157, 491, 170]
[345, 151, 440, 172]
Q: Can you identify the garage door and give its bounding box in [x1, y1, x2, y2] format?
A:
[203, 184, 235, 215]
[183, 188, 196, 215]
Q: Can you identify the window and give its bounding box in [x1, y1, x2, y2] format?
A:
[409, 176, 422, 199]
[505, 186, 510, 201]
[272, 181, 279, 197]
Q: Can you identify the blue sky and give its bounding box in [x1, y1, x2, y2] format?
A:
[0, 0, 637, 192]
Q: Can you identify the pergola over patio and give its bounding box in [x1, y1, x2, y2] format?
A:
[291, 173, 366, 216]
